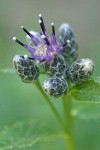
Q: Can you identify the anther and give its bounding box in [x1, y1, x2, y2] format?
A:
[21, 26, 40, 46]
[51, 23, 55, 35]
[63, 40, 71, 47]
[39, 14, 45, 29]
[39, 19, 45, 34]
[21, 26, 32, 37]
[39, 14, 42, 18]
[13, 37, 24, 47]
[41, 35, 50, 46]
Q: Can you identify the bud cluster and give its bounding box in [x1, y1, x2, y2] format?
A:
[13, 14, 95, 97]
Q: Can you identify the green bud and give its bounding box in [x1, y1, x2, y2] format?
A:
[68, 58, 95, 83]
[43, 55, 69, 78]
[43, 77, 69, 97]
[13, 55, 39, 83]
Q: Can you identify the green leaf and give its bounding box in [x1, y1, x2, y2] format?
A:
[0, 119, 64, 150]
[70, 78, 100, 103]
[69, 77, 100, 120]
[71, 103, 100, 120]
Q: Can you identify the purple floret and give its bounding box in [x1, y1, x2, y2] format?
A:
[13, 14, 63, 63]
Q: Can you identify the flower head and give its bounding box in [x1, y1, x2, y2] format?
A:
[13, 14, 63, 64]
[13, 14, 95, 98]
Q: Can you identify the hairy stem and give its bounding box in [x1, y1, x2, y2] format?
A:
[63, 94, 75, 150]
[34, 80, 65, 130]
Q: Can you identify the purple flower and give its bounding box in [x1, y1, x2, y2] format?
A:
[13, 14, 63, 63]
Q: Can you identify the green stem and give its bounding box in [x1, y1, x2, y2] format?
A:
[34, 80, 65, 130]
[63, 94, 76, 150]
[34, 80, 75, 150]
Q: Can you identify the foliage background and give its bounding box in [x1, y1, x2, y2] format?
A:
[0, 0, 100, 149]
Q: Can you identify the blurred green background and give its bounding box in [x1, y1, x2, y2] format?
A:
[0, 0, 100, 150]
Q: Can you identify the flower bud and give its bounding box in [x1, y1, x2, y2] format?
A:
[43, 77, 69, 97]
[58, 23, 78, 64]
[62, 37, 78, 64]
[43, 55, 69, 78]
[13, 55, 39, 83]
[58, 23, 74, 44]
[68, 58, 95, 83]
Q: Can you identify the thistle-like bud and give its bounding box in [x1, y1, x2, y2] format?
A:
[68, 58, 95, 83]
[43, 77, 69, 97]
[62, 38, 78, 64]
[57, 23, 78, 64]
[58, 23, 74, 44]
[13, 55, 39, 83]
[26, 30, 41, 47]
[42, 55, 69, 78]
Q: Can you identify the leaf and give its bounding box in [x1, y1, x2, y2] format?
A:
[0, 119, 64, 150]
[70, 78, 100, 103]
[71, 103, 100, 120]
[67, 77, 100, 120]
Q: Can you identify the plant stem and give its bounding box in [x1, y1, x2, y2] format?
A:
[34, 80, 65, 130]
[63, 94, 76, 150]
[35, 80, 75, 150]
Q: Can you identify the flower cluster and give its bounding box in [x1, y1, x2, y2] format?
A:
[13, 14, 94, 97]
